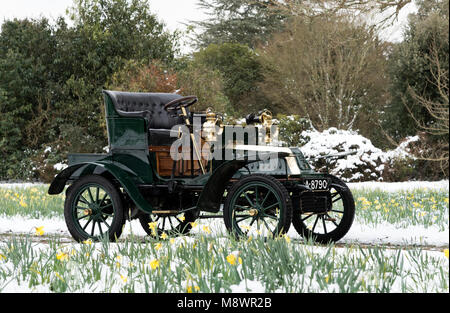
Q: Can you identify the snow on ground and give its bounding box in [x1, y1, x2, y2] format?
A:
[0, 180, 448, 247]
[0, 182, 46, 188]
[0, 214, 447, 248]
[347, 180, 449, 192]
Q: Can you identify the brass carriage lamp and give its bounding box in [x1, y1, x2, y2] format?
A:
[261, 110, 274, 144]
[202, 107, 223, 142]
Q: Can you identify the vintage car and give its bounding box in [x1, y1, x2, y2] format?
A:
[48, 90, 356, 244]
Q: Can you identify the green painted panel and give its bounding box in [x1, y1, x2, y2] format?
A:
[108, 118, 148, 150]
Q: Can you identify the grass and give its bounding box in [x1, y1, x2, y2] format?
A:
[0, 234, 448, 293]
[0, 184, 448, 230]
[0, 185, 64, 218]
[352, 189, 449, 231]
[0, 183, 448, 293]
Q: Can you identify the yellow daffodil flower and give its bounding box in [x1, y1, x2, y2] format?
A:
[202, 226, 211, 234]
[284, 234, 291, 243]
[150, 259, 160, 270]
[226, 254, 237, 265]
[35, 226, 44, 236]
[56, 251, 69, 261]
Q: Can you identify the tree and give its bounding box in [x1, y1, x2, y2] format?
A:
[192, 0, 287, 49]
[191, 43, 266, 114]
[177, 60, 230, 112]
[0, 0, 180, 180]
[108, 60, 179, 93]
[258, 13, 389, 137]
[384, 0, 449, 141]
[0, 18, 58, 179]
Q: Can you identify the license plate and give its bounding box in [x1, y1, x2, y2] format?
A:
[304, 179, 329, 190]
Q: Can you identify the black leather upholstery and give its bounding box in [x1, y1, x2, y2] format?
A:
[104, 90, 189, 146]
[103, 90, 187, 129]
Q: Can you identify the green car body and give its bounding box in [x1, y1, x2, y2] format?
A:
[48, 90, 356, 243]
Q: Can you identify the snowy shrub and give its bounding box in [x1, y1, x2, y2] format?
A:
[299, 128, 387, 182]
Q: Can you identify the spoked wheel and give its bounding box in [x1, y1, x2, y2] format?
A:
[292, 175, 355, 244]
[224, 174, 292, 239]
[138, 207, 198, 238]
[64, 175, 125, 242]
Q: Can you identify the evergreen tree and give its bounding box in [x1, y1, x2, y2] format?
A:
[384, 0, 449, 141]
[192, 0, 287, 49]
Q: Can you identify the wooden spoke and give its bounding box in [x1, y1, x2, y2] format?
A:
[322, 216, 327, 234]
[82, 217, 93, 230]
[312, 215, 319, 232]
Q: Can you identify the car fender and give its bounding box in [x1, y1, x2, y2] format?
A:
[196, 151, 289, 213]
[48, 161, 154, 213]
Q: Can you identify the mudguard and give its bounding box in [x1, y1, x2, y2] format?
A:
[196, 151, 289, 213]
[48, 161, 154, 213]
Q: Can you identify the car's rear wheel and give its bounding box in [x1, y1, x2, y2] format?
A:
[64, 175, 125, 242]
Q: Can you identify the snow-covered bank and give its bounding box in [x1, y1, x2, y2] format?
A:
[348, 180, 449, 192]
[0, 182, 46, 189]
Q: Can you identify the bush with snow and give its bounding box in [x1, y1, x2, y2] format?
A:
[288, 127, 419, 182]
[298, 128, 387, 181]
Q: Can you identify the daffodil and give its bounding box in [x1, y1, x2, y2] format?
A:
[161, 232, 168, 240]
[148, 222, 158, 235]
[444, 249, 449, 258]
[155, 242, 162, 250]
[150, 259, 160, 270]
[120, 275, 128, 283]
[35, 226, 44, 236]
[226, 254, 237, 265]
[179, 214, 186, 222]
[19, 198, 27, 208]
[83, 239, 93, 245]
[0, 253, 6, 261]
[202, 226, 211, 234]
[56, 251, 69, 261]
[187, 286, 193, 293]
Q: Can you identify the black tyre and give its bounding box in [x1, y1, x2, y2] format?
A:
[223, 174, 292, 239]
[292, 175, 355, 244]
[64, 175, 125, 242]
[138, 208, 198, 237]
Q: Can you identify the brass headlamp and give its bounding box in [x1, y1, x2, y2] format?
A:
[260, 110, 274, 144]
[202, 107, 223, 142]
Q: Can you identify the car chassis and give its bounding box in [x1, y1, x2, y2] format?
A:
[48, 90, 356, 244]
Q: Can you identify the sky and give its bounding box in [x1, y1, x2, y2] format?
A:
[0, 0, 416, 54]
